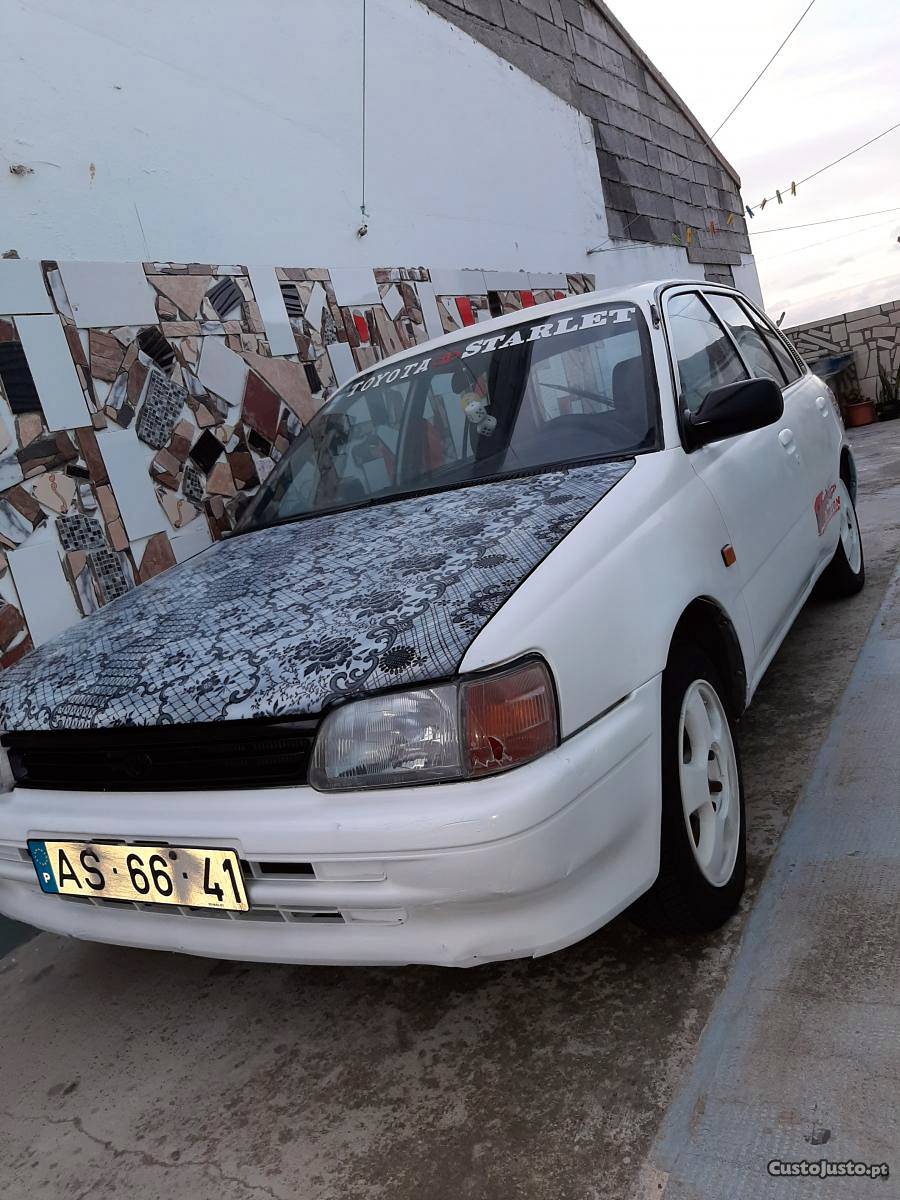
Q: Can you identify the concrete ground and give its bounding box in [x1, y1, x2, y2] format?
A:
[1, 421, 898, 1200]
[642, 554, 900, 1198]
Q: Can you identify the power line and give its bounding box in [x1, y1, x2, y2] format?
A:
[751, 207, 900, 235]
[756, 218, 900, 263]
[712, 0, 818, 138]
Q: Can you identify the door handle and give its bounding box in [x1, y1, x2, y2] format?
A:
[815, 396, 829, 416]
[778, 428, 795, 447]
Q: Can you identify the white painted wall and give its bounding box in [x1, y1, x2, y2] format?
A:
[733, 254, 765, 309]
[587, 243, 705, 290]
[1, 0, 609, 273]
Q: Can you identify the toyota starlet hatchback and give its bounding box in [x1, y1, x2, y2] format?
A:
[0, 281, 864, 966]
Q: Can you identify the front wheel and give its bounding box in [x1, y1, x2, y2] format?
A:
[817, 477, 865, 598]
[632, 645, 746, 935]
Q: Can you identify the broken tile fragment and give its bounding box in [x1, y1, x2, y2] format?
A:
[197, 337, 247, 407]
[240, 350, 315, 422]
[159, 489, 199, 528]
[0, 497, 35, 546]
[0, 632, 32, 668]
[205, 461, 236, 497]
[137, 531, 176, 582]
[74, 427, 108, 484]
[0, 342, 41, 414]
[136, 369, 188, 450]
[241, 371, 281, 443]
[95, 484, 120, 525]
[65, 549, 87, 578]
[136, 327, 175, 373]
[88, 545, 130, 603]
[88, 330, 125, 383]
[30, 471, 77, 514]
[125, 358, 149, 408]
[57, 512, 106, 551]
[0, 601, 25, 651]
[227, 450, 259, 490]
[106, 517, 129, 551]
[16, 413, 43, 448]
[189, 429, 224, 473]
[207, 278, 243, 319]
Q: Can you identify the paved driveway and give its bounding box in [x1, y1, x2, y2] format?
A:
[1, 421, 898, 1200]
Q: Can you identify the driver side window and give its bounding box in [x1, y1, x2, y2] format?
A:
[668, 292, 748, 412]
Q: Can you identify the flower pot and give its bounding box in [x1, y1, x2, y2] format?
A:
[845, 400, 876, 427]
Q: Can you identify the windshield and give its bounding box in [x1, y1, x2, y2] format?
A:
[239, 301, 657, 532]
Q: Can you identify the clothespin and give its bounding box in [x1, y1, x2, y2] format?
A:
[776, 189, 784, 205]
[672, 231, 683, 246]
[686, 226, 694, 245]
[726, 211, 735, 226]
[708, 220, 718, 235]
[746, 205, 755, 219]
[760, 197, 768, 211]
[791, 181, 797, 197]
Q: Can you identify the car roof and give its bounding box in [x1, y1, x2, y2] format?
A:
[340, 277, 739, 385]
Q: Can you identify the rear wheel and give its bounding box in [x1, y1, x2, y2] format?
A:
[632, 644, 746, 934]
[817, 477, 865, 598]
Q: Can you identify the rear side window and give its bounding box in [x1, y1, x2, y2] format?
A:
[706, 293, 785, 385]
[667, 293, 748, 412]
[749, 306, 803, 384]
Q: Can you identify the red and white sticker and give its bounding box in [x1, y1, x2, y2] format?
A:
[814, 483, 841, 535]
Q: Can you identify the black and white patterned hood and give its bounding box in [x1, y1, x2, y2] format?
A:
[0, 462, 632, 732]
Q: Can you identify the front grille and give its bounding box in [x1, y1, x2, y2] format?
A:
[57, 893, 346, 924]
[3, 717, 318, 792]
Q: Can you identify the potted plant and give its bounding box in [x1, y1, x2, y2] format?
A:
[875, 365, 900, 421]
[843, 384, 877, 427]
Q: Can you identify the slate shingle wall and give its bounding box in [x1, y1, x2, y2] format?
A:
[420, 0, 751, 280]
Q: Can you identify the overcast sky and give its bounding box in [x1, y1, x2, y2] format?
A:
[609, 0, 900, 327]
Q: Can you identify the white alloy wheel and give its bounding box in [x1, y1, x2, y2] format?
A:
[677, 680, 741, 887]
[836, 478, 862, 575]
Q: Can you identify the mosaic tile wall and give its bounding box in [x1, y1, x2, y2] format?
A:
[0, 259, 594, 667]
[786, 297, 900, 402]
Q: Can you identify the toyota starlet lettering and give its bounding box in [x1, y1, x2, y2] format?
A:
[0, 281, 864, 966]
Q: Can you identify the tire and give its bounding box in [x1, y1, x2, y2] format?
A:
[816, 477, 865, 598]
[632, 644, 746, 935]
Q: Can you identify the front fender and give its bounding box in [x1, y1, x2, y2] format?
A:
[460, 450, 756, 737]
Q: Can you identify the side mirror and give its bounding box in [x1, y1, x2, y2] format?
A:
[684, 378, 783, 449]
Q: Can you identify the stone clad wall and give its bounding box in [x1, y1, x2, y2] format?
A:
[0, 259, 593, 666]
[785, 298, 900, 401]
[418, 0, 750, 280]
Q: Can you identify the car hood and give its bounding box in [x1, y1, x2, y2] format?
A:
[0, 461, 633, 732]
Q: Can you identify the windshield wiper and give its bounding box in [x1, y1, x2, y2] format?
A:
[227, 494, 383, 539]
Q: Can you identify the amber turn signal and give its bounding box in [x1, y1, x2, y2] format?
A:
[462, 660, 559, 777]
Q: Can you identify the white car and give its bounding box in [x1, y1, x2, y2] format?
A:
[0, 281, 863, 966]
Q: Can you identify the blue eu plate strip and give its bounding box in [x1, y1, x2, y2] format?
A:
[27, 840, 58, 893]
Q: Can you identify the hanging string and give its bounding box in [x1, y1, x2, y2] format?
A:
[748, 121, 900, 216]
[359, 0, 369, 232]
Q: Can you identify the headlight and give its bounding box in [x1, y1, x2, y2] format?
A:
[309, 660, 558, 792]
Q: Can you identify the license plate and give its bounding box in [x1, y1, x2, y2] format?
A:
[28, 840, 249, 912]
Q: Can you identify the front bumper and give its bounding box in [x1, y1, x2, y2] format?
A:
[0, 676, 661, 966]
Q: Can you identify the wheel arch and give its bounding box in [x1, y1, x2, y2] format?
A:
[840, 445, 857, 503]
[668, 598, 748, 719]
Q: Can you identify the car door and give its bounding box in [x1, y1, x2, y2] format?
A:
[664, 288, 812, 661]
[740, 298, 845, 567]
